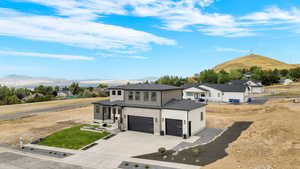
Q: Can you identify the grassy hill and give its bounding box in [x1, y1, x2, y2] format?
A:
[213, 54, 299, 72]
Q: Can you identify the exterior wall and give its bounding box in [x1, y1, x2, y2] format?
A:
[124, 90, 162, 106]
[161, 89, 182, 105]
[161, 109, 188, 136]
[251, 86, 263, 93]
[109, 89, 124, 101]
[183, 87, 207, 100]
[122, 107, 161, 135]
[199, 85, 223, 102]
[222, 92, 247, 103]
[188, 107, 206, 135]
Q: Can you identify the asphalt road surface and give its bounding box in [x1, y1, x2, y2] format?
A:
[0, 102, 92, 121]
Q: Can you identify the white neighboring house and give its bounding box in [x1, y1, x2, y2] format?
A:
[230, 80, 264, 94]
[280, 78, 293, 85]
[182, 82, 250, 103]
[57, 90, 73, 97]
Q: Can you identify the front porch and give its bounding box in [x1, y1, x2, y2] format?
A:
[94, 104, 124, 130]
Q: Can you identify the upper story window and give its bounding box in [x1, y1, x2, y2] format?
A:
[117, 90, 122, 95]
[144, 92, 149, 101]
[151, 92, 157, 102]
[112, 90, 116, 95]
[128, 91, 134, 101]
[95, 105, 100, 113]
[135, 91, 140, 101]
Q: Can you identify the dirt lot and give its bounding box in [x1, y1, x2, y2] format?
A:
[0, 97, 107, 116]
[262, 82, 300, 96]
[204, 99, 300, 169]
[0, 106, 93, 146]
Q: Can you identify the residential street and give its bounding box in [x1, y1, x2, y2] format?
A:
[0, 102, 92, 121]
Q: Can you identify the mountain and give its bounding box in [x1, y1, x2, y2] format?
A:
[213, 54, 299, 72]
[0, 75, 158, 88]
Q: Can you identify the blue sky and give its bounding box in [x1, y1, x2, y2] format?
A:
[1, 0, 300, 79]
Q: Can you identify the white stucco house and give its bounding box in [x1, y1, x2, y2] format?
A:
[93, 84, 206, 138]
[182, 81, 252, 103]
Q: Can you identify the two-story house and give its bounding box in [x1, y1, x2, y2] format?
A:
[92, 84, 206, 138]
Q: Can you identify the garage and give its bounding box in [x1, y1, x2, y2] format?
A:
[128, 115, 154, 134]
[165, 118, 183, 137]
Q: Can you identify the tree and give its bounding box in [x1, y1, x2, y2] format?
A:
[15, 88, 31, 99]
[280, 69, 289, 77]
[289, 67, 300, 81]
[197, 70, 218, 83]
[97, 83, 108, 88]
[155, 76, 187, 86]
[69, 82, 81, 95]
[217, 70, 231, 84]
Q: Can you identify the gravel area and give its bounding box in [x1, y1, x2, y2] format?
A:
[119, 161, 178, 169]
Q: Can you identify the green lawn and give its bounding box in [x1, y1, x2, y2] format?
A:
[38, 125, 110, 150]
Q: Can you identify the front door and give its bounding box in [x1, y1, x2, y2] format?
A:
[188, 121, 192, 136]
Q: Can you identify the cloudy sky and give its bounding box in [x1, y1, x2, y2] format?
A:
[1, 0, 300, 79]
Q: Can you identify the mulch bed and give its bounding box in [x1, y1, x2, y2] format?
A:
[134, 121, 253, 166]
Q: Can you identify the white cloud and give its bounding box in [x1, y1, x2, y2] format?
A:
[20, 0, 247, 37]
[216, 47, 250, 53]
[127, 56, 148, 59]
[241, 6, 300, 22]
[198, 0, 215, 8]
[0, 50, 95, 60]
[0, 8, 175, 54]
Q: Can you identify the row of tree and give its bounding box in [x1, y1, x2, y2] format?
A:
[155, 66, 300, 86]
[0, 82, 109, 105]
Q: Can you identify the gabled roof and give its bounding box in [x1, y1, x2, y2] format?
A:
[181, 83, 209, 92]
[201, 83, 247, 92]
[109, 84, 182, 91]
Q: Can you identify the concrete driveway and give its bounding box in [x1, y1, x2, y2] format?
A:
[63, 131, 188, 169]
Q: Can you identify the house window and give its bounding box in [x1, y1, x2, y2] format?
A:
[117, 90, 122, 95]
[112, 90, 116, 95]
[144, 92, 149, 101]
[201, 93, 205, 97]
[201, 112, 203, 121]
[135, 91, 140, 101]
[95, 105, 100, 113]
[128, 91, 134, 101]
[209, 93, 211, 97]
[186, 92, 193, 97]
[151, 92, 157, 102]
[218, 93, 221, 97]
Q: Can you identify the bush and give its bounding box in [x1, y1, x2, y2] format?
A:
[134, 164, 139, 168]
[145, 165, 150, 169]
[158, 147, 166, 154]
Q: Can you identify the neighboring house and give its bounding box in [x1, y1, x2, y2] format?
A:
[280, 78, 293, 85]
[57, 90, 73, 97]
[230, 80, 264, 94]
[182, 82, 250, 103]
[93, 84, 206, 138]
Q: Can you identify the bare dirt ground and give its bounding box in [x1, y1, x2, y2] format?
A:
[204, 99, 300, 169]
[261, 82, 300, 96]
[0, 97, 107, 116]
[0, 106, 93, 146]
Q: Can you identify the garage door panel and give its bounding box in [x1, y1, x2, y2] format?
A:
[128, 115, 154, 134]
[166, 119, 182, 137]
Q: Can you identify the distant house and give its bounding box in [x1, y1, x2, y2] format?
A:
[229, 80, 264, 94]
[280, 78, 293, 85]
[182, 81, 251, 103]
[57, 90, 73, 97]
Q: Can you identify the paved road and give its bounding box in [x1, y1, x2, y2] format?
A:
[0, 152, 92, 169]
[0, 102, 93, 121]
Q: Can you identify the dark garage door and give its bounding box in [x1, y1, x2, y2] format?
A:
[165, 119, 183, 137]
[128, 115, 154, 134]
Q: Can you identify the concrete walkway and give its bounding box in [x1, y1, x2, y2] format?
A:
[173, 128, 225, 151]
[0, 102, 91, 121]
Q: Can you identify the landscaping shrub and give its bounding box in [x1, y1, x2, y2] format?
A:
[158, 147, 166, 154]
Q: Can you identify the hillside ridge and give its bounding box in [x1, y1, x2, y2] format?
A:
[213, 54, 298, 72]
